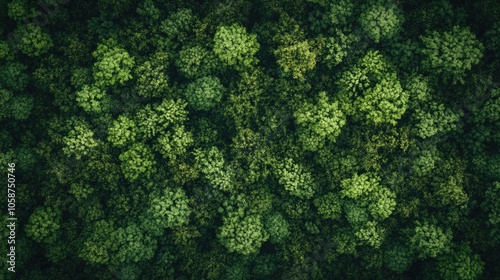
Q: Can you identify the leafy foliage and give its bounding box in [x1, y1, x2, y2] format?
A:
[75, 85, 110, 114]
[410, 221, 452, 259]
[275, 40, 317, 80]
[0, 61, 28, 92]
[134, 52, 169, 98]
[275, 157, 316, 199]
[294, 91, 346, 151]
[194, 146, 235, 192]
[3, 1, 499, 279]
[119, 143, 156, 181]
[436, 244, 484, 280]
[218, 211, 268, 255]
[62, 119, 99, 160]
[213, 24, 260, 69]
[14, 24, 53, 57]
[25, 207, 61, 244]
[420, 26, 484, 84]
[107, 115, 138, 148]
[359, 1, 404, 43]
[92, 38, 135, 87]
[147, 186, 191, 230]
[264, 212, 290, 244]
[314, 192, 342, 220]
[185, 76, 225, 111]
[176, 45, 218, 79]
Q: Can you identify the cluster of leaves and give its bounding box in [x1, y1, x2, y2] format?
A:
[2, 0, 499, 279]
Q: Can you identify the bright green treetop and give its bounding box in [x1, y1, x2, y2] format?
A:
[420, 26, 484, 84]
[410, 221, 452, 259]
[354, 72, 408, 125]
[214, 24, 260, 70]
[194, 146, 235, 192]
[218, 211, 268, 255]
[147, 186, 191, 230]
[275, 40, 317, 80]
[294, 91, 346, 151]
[92, 38, 135, 87]
[274, 157, 316, 199]
[154, 125, 193, 163]
[62, 120, 99, 160]
[176, 45, 219, 79]
[76, 85, 110, 114]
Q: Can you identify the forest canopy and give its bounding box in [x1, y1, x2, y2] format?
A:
[1, 0, 499, 279]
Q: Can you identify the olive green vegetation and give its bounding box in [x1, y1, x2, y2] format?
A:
[1, 0, 499, 279]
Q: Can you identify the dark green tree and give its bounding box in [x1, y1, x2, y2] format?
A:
[420, 26, 484, 84]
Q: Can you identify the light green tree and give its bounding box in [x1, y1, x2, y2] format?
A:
[354, 72, 409, 125]
[214, 24, 260, 69]
[413, 102, 462, 139]
[274, 40, 317, 80]
[25, 207, 61, 244]
[294, 91, 346, 151]
[176, 45, 219, 79]
[436, 243, 484, 280]
[321, 30, 358, 68]
[410, 221, 452, 259]
[107, 115, 138, 148]
[185, 76, 225, 111]
[75, 85, 110, 114]
[274, 158, 316, 199]
[341, 173, 379, 199]
[341, 173, 396, 222]
[218, 211, 268, 255]
[146, 186, 191, 230]
[14, 24, 53, 57]
[194, 146, 235, 192]
[135, 99, 188, 139]
[92, 38, 135, 87]
[355, 221, 385, 248]
[154, 125, 193, 163]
